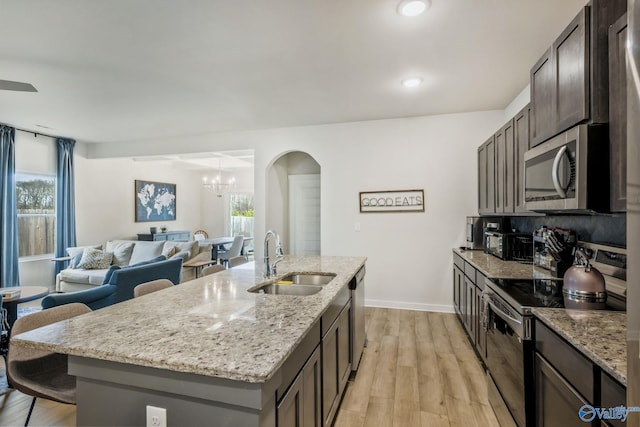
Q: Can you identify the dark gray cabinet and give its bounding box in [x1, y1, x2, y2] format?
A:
[495, 119, 515, 213]
[452, 254, 486, 362]
[535, 320, 626, 427]
[530, 1, 627, 147]
[322, 296, 351, 427]
[531, 48, 555, 145]
[535, 353, 590, 427]
[478, 136, 496, 214]
[514, 104, 531, 213]
[278, 346, 322, 427]
[609, 13, 628, 212]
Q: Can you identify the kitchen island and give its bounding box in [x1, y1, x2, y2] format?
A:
[12, 256, 366, 427]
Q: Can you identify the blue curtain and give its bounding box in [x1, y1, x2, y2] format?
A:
[0, 125, 20, 287]
[55, 138, 77, 275]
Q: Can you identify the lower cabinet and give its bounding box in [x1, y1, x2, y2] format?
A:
[453, 253, 486, 362]
[322, 300, 351, 427]
[278, 346, 322, 427]
[535, 320, 626, 427]
[535, 353, 590, 427]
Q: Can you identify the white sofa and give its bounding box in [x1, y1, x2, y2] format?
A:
[56, 239, 212, 292]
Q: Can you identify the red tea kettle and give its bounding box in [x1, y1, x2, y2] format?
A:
[562, 249, 607, 310]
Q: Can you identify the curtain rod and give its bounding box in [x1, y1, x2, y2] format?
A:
[2, 121, 69, 140]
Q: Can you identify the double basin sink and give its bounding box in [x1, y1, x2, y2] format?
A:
[249, 273, 337, 296]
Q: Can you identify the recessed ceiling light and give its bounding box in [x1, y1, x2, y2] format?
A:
[397, 0, 430, 17]
[402, 77, 423, 88]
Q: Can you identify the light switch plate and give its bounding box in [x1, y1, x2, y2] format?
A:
[354, 222, 361, 232]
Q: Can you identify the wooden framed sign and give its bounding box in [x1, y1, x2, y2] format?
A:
[359, 190, 425, 213]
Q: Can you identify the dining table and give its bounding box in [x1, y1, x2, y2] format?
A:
[198, 236, 253, 261]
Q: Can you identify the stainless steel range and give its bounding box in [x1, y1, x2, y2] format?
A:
[482, 241, 627, 427]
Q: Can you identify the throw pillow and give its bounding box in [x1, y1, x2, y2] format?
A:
[67, 244, 102, 269]
[162, 245, 178, 259]
[163, 241, 199, 261]
[105, 241, 135, 266]
[77, 248, 114, 270]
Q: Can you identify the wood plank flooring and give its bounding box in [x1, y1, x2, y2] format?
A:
[0, 308, 498, 427]
[334, 308, 499, 427]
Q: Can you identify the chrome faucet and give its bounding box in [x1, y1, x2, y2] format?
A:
[264, 230, 284, 278]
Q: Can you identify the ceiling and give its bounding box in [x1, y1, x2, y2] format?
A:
[0, 0, 586, 145]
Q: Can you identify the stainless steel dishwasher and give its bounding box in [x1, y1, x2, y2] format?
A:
[350, 265, 366, 372]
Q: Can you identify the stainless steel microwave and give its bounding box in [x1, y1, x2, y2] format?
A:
[523, 124, 609, 213]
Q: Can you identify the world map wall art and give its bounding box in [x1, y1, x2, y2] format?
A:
[135, 180, 177, 222]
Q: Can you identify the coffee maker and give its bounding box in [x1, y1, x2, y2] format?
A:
[466, 216, 505, 250]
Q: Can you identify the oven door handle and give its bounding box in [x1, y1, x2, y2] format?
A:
[551, 145, 568, 198]
[487, 300, 523, 339]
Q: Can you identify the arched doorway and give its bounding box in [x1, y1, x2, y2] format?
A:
[266, 151, 321, 255]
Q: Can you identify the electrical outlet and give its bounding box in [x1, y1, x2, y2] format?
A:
[354, 222, 361, 232]
[146, 405, 167, 427]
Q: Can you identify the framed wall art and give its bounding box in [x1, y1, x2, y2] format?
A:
[135, 180, 177, 222]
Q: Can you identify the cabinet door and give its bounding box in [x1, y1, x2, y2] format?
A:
[475, 284, 486, 362]
[535, 354, 590, 427]
[322, 302, 351, 427]
[553, 7, 589, 134]
[503, 119, 515, 213]
[464, 277, 475, 343]
[478, 136, 496, 214]
[514, 105, 531, 213]
[453, 266, 463, 319]
[609, 14, 628, 212]
[337, 303, 351, 396]
[494, 127, 506, 213]
[531, 47, 555, 146]
[302, 346, 322, 427]
[278, 371, 304, 427]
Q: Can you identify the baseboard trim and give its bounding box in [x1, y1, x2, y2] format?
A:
[365, 299, 455, 313]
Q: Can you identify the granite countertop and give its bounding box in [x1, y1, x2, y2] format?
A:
[12, 256, 366, 384]
[453, 248, 627, 386]
[533, 308, 627, 385]
[453, 248, 556, 279]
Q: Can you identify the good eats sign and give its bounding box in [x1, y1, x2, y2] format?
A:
[359, 190, 425, 213]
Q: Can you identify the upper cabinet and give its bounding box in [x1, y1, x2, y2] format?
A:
[478, 136, 496, 215]
[609, 13, 628, 212]
[514, 105, 531, 213]
[478, 105, 532, 216]
[530, 0, 627, 147]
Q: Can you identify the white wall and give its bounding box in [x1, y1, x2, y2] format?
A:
[72, 110, 503, 311]
[503, 85, 530, 122]
[251, 111, 503, 312]
[73, 157, 203, 245]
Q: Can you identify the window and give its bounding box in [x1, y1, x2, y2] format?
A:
[16, 173, 56, 257]
[229, 193, 254, 237]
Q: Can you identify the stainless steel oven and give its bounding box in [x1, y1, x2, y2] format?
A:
[523, 124, 609, 213]
[483, 283, 534, 427]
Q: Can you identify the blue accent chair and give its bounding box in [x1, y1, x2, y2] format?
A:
[42, 257, 183, 310]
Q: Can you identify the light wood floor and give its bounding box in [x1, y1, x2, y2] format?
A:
[0, 308, 498, 427]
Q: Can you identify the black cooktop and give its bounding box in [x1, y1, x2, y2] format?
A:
[488, 278, 565, 309]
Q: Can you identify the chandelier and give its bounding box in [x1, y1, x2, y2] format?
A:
[202, 160, 235, 197]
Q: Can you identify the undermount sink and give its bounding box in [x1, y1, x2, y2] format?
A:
[277, 273, 337, 286]
[249, 283, 323, 296]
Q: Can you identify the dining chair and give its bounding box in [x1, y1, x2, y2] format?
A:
[228, 256, 248, 268]
[7, 303, 92, 426]
[218, 236, 245, 267]
[193, 229, 208, 240]
[134, 279, 174, 297]
[202, 264, 226, 276]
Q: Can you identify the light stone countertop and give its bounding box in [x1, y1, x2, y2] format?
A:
[453, 248, 556, 279]
[12, 256, 366, 384]
[532, 308, 627, 385]
[453, 248, 627, 386]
